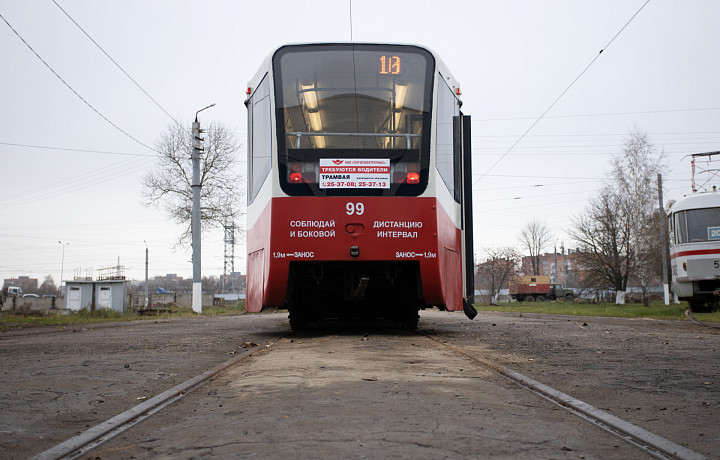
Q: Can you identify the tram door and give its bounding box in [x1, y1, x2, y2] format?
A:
[455, 113, 476, 319]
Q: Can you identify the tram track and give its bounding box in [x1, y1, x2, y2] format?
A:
[421, 333, 708, 460]
[27, 317, 711, 460]
[30, 338, 281, 460]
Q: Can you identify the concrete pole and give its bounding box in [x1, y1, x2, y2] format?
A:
[144, 241, 149, 309]
[58, 241, 69, 296]
[658, 173, 670, 305]
[192, 120, 202, 313]
[191, 104, 214, 314]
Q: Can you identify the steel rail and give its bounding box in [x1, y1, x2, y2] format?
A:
[30, 338, 282, 460]
[685, 308, 720, 329]
[421, 333, 708, 460]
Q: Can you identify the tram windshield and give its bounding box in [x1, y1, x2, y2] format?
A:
[273, 44, 434, 196]
[673, 207, 720, 243]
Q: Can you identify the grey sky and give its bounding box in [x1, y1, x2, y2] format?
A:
[1, 0, 719, 285]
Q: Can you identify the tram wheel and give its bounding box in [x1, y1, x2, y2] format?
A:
[689, 299, 717, 313]
[288, 307, 306, 332]
[405, 309, 419, 330]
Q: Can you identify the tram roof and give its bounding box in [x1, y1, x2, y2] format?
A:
[668, 190, 720, 213]
[246, 42, 461, 104]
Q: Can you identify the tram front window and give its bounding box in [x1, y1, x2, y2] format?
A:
[273, 44, 434, 196]
[686, 207, 720, 242]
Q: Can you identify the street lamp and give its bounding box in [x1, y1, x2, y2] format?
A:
[58, 241, 69, 296]
[191, 103, 215, 314]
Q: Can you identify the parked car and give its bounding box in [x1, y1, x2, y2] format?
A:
[22, 294, 39, 298]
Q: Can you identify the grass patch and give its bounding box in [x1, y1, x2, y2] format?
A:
[0, 302, 246, 330]
[475, 300, 720, 323]
[201, 302, 245, 316]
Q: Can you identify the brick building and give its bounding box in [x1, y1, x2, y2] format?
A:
[519, 249, 580, 288]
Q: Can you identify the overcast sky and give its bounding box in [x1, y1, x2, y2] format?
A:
[1, 0, 719, 287]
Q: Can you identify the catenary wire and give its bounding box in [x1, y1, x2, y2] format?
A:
[50, 0, 189, 135]
[474, 0, 652, 184]
[475, 107, 720, 122]
[0, 11, 156, 152]
[0, 141, 155, 157]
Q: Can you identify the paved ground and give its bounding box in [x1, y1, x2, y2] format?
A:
[0, 310, 717, 459]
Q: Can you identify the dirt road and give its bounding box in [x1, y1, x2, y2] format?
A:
[1, 310, 717, 459]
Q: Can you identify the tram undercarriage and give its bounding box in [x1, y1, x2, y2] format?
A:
[285, 261, 423, 331]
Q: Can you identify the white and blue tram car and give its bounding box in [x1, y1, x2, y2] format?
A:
[668, 191, 720, 311]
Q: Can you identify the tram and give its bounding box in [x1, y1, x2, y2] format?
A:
[245, 43, 476, 329]
[668, 190, 720, 311]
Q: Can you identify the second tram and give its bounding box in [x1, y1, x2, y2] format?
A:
[668, 190, 720, 311]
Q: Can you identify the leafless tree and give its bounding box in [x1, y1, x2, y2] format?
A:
[142, 123, 243, 246]
[38, 275, 58, 296]
[519, 219, 553, 275]
[475, 247, 520, 304]
[569, 188, 632, 296]
[570, 129, 665, 304]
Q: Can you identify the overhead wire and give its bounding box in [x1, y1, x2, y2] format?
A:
[49, 0, 189, 135]
[474, 0, 653, 185]
[475, 106, 720, 122]
[0, 156, 155, 208]
[0, 11, 156, 152]
[0, 141, 155, 157]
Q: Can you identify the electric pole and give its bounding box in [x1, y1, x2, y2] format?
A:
[222, 219, 236, 294]
[144, 241, 149, 309]
[658, 173, 670, 305]
[192, 103, 215, 313]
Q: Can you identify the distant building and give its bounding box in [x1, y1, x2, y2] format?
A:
[3, 276, 38, 293]
[220, 272, 246, 293]
[65, 279, 128, 312]
[153, 273, 192, 294]
[519, 249, 579, 288]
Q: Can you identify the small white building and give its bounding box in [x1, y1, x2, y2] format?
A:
[65, 279, 128, 312]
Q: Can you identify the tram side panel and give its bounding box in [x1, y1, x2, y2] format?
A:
[246, 199, 273, 312]
[435, 198, 463, 310]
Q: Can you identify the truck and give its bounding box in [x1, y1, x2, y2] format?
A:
[509, 275, 574, 302]
[4, 286, 23, 296]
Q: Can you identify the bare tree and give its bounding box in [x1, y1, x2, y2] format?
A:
[38, 275, 58, 296]
[570, 129, 665, 304]
[475, 247, 520, 304]
[569, 188, 632, 296]
[519, 219, 553, 275]
[142, 123, 243, 245]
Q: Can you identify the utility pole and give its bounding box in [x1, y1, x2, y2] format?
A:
[144, 241, 149, 309]
[658, 173, 670, 305]
[222, 220, 236, 294]
[192, 103, 215, 314]
[58, 241, 69, 296]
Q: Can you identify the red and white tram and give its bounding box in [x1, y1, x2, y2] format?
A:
[245, 43, 476, 329]
[669, 190, 720, 312]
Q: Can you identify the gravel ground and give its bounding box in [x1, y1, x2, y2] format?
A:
[0, 310, 717, 459]
[0, 314, 286, 459]
[426, 310, 720, 458]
